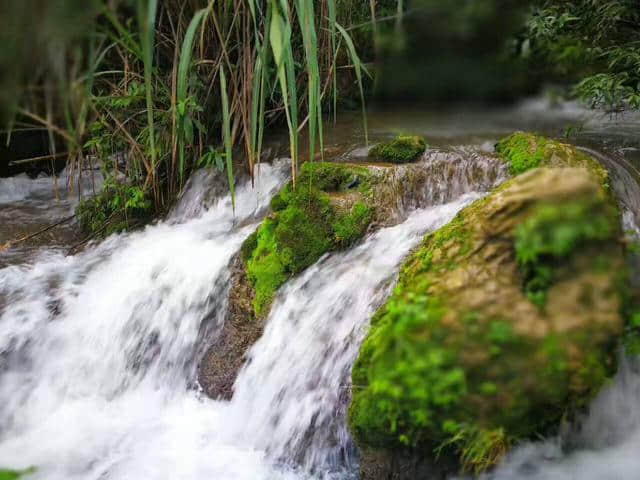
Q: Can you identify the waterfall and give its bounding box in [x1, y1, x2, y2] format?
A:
[2, 144, 638, 480]
[225, 194, 482, 477]
[0, 153, 481, 479]
[0, 161, 287, 479]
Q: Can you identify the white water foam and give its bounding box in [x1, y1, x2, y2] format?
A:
[0, 158, 480, 479]
[0, 168, 102, 205]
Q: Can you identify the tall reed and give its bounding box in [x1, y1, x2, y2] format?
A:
[8, 0, 387, 214]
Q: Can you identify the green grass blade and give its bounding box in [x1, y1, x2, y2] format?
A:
[220, 67, 235, 212]
[177, 8, 207, 186]
[327, 0, 337, 123]
[295, 0, 321, 165]
[335, 21, 369, 146]
[139, 0, 158, 177]
[269, 0, 298, 183]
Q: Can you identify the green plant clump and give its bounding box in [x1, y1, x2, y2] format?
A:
[76, 178, 153, 237]
[515, 198, 619, 308]
[496, 132, 609, 188]
[369, 135, 427, 164]
[245, 162, 375, 315]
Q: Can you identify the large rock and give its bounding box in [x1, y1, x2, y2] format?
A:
[349, 164, 628, 476]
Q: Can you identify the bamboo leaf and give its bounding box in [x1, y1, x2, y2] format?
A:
[220, 67, 236, 212]
[335, 22, 369, 145]
[177, 8, 208, 186]
[139, 0, 158, 178]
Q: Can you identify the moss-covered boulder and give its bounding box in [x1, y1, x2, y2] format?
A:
[244, 162, 377, 316]
[200, 152, 508, 400]
[349, 165, 627, 476]
[496, 132, 609, 188]
[369, 135, 427, 164]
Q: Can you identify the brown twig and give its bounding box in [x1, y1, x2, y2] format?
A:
[1, 215, 76, 252]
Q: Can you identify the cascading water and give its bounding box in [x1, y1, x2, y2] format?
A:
[0, 161, 288, 479]
[224, 193, 483, 478]
[0, 152, 483, 480]
[0, 168, 103, 266]
[2, 137, 639, 480]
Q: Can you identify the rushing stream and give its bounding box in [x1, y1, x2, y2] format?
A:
[1, 101, 640, 479]
[0, 154, 481, 479]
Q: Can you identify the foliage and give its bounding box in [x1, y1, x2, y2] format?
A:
[437, 425, 510, 474]
[520, 0, 640, 110]
[373, 0, 533, 103]
[76, 177, 152, 236]
[198, 147, 226, 171]
[245, 162, 374, 315]
[369, 135, 426, 164]
[3, 0, 380, 221]
[515, 198, 619, 308]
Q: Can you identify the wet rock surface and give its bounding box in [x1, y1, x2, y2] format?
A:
[350, 165, 628, 476]
[198, 254, 260, 399]
[197, 151, 506, 401]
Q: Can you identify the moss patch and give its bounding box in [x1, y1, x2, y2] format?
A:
[515, 197, 620, 308]
[349, 167, 625, 473]
[245, 162, 376, 316]
[0, 468, 36, 480]
[496, 132, 610, 190]
[369, 135, 427, 164]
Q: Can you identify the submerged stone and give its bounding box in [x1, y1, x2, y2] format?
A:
[369, 135, 427, 164]
[349, 165, 628, 476]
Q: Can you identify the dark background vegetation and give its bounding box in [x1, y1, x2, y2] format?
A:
[0, 0, 638, 229]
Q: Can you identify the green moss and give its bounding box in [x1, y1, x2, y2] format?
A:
[333, 202, 373, 247]
[247, 218, 289, 315]
[297, 161, 372, 191]
[349, 168, 624, 473]
[514, 197, 619, 308]
[496, 132, 610, 189]
[624, 311, 640, 355]
[245, 162, 376, 316]
[369, 135, 427, 164]
[241, 230, 258, 262]
[495, 132, 547, 174]
[76, 179, 152, 237]
[0, 468, 35, 480]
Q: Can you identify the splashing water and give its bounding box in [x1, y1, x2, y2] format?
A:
[0, 161, 287, 479]
[225, 193, 483, 477]
[485, 358, 640, 480]
[0, 150, 482, 480]
[3, 141, 639, 480]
